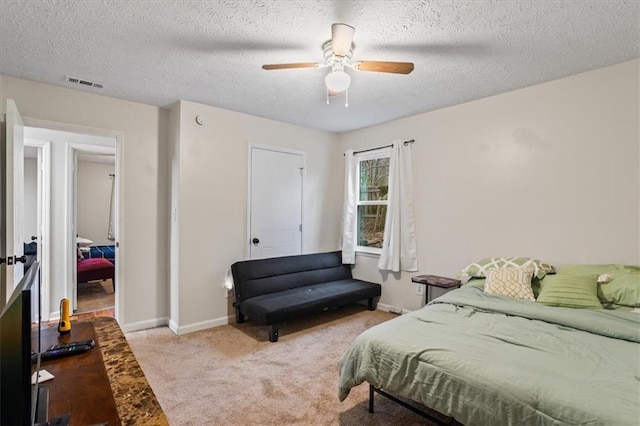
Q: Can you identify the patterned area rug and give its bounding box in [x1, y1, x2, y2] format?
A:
[76, 280, 114, 314]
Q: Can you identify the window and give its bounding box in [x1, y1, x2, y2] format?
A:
[355, 148, 390, 253]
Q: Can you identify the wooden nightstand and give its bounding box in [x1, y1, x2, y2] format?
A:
[411, 275, 461, 306]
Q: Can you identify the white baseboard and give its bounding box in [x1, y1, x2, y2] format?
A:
[377, 303, 412, 315]
[121, 317, 168, 333]
[167, 315, 235, 336]
[168, 319, 179, 334]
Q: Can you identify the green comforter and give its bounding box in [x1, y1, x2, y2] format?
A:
[338, 287, 640, 425]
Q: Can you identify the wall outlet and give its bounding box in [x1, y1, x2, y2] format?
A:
[416, 284, 424, 296]
[389, 306, 402, 314]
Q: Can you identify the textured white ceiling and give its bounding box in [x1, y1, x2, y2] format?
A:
[1, 1, 638, 133]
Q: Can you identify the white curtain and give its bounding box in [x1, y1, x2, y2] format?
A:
[378, 141, 418, 272]
[341, 149, 357, 264]
[107, 174, 116, 241]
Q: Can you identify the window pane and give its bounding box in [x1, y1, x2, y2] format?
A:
[357, 205, 386, 248]
[359, 158, 389, 201]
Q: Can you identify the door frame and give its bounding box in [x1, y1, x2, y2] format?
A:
[246, 144, 306, 259]
[23, 139, 51, 320]
[2, 100, 25, 297]
[22, 117, 124, 321]
[67, 143, 116, 310]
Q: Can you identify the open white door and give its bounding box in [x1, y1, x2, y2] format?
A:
[1, 99, 26, 303]
[71, 150, 78, 309]
[249, 146, 304, 260]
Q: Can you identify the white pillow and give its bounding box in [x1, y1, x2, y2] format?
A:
[76, 237, 93, 247]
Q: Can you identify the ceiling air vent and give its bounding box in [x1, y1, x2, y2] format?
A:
[65, 75, 103, 89]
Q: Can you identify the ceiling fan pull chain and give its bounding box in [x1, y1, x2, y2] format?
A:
[326, 87, 330, 105]
[345, 89, 349, 108]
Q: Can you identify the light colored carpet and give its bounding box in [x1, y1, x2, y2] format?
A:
[76, 279, 114, 314]
[126, 305, 448, 425]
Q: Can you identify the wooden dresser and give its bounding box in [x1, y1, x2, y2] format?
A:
[39, 318, 168, 425]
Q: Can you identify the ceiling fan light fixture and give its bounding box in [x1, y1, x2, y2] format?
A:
[331, 23, 355, 57]
[261, 23, 415, 104]
[325, 70, 351, 92]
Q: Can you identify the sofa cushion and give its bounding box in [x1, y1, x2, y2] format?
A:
[239, 279, 381, 324]
[232, 251, 352, 302]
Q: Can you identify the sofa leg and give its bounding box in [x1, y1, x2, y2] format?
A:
[235, 309, 245, 324]
[368, 298, 375, 311]
[269, 324, 279, 342]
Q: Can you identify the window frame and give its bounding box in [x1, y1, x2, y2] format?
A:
[354, 147, 391, 255]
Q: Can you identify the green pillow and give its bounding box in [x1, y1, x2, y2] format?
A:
[464, 278, 486, 289]
[537, 275, 602, 309]
[556, 264, 626, 276]
[598, 273, 639, 307]
[556, 264, 639, 306]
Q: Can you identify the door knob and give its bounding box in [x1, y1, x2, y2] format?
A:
[1, 255, 26, 265]
[31, 236, 37, 241]
[252, 238, 260, 245]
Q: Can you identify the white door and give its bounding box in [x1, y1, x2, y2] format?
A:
[71, 150, 78, 309]
[1, 99, 26, 303]
[35, 148, 43, 273]
[249, 146, 304, 260]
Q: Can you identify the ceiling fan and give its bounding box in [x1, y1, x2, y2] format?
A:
[262, 23, 414, 105]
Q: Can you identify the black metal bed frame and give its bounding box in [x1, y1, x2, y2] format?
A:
[368, 384, 454, 425]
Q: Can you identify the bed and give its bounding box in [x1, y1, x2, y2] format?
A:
[82, 244, 116, 265]
[338, 263, 640, 425]
[76, 243, 116, 289]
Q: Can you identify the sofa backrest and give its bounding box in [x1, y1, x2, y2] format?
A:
[231, 251, 352, 303]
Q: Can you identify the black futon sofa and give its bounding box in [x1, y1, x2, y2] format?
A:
[231, 251, 381, 342]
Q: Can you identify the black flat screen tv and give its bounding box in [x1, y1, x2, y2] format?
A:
[0, 261, 42, 426]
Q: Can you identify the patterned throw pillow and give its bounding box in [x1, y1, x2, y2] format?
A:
[460, 257, 555, 282]
[484, 267, 535, 301]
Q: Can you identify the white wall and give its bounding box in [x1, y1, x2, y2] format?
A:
[1, 75, 169, 331]
[23, 157, 37, 241]
[3, 57, 637, 329]
[169, 100, 342, 334]
[339, 59, 640, 312]
[77, 160, 115, 245]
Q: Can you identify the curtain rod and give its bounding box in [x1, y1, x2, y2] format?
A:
[344, 139, 415, 156]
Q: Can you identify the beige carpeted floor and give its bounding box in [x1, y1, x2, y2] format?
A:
[76, 279, 114, 314]
[126, 305, 448, 425]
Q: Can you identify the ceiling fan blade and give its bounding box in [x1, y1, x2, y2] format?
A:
[331, 23, 355, 56]
[262, 62, 320, 70]
[355, 61, 415, 74]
